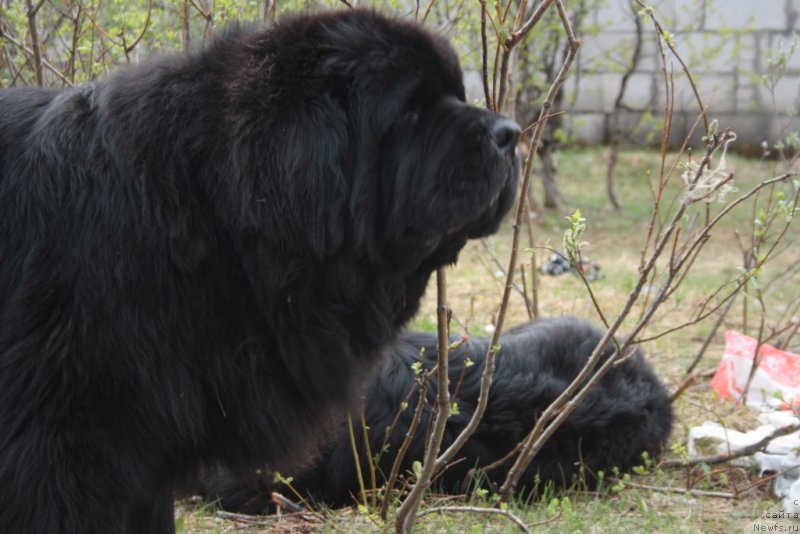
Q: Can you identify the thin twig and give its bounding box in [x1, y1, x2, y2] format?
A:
[394, 268, 451, 533]
[188, 0, 212, 20]
[479, 0, 491, 110]
[466, 440, 525, 484]
[508, 159, 795, 502]
[739, 312, 766, 407]
[606, 0, 644, 210]
[359, 410, 378, 509]
[216, 511, 274, 525]
[346, 414, 369, 507]
[379, 378, 429, 520]
[123, 0, 152, 53]
[635, 172, 798, 344]
[438, 0, 579, 487]
[416, 506, 532, 534]
[270, 492, 308, 514]
[633, 0, 709, 135]
[616, 480, 736, 499]
[380, 376, 429, 521]
[781, 320, 800, 351]
[479, 239, 525, 296]
[662, 423, 800, 468]
[669, 372, 697, 402]
[25, 0, 44, 86]
[0, 25, 72, 85]
[522, 198, 540, 319]
[519, 263, 534, 320]
[499, 130, 741, 502]
[510, 0, 556, 48]
[497, 0, 557, 110]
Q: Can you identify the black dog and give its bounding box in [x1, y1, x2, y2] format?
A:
[0, 10, 519, 533]
[203, 318, 673, 512]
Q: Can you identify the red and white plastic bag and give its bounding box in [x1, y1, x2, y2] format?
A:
[710, 330, 800, 409]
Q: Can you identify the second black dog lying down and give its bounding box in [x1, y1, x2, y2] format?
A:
[203, 318, 672, 512]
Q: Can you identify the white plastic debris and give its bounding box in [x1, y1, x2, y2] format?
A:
[688, 409, 800, 509]
[691, 331, 800, 507]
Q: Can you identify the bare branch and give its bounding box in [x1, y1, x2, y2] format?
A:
[394, 268, 451, 534]
[0, 25, 73, 86]
[417, 506, 532, 533]
[379, 377, 429, 520]
[511, 0, 556, 48]
[434, 0, 580, 491]
[498, 130, 746, 501]
[684, 294, 737, 375]
[616, 480, 736, 499]
[633, 0, 709, 135]
[25, 0, 44, 86]
[662, 422, 800, 468]
[124, 0, 153, 54]
[479, 0, 492, 110]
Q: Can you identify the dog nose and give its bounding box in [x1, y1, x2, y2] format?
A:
[490, 118, 521, 156]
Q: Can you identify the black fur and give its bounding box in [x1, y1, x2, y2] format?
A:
[0, 10, 519, 533]
[202, 317, 673, 512]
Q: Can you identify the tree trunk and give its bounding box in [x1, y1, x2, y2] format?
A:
[539, 141, 564, 209]
[606, 139, 622, 210]
[605, 0, 644, 211]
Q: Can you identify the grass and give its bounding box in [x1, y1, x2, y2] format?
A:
[179, 147, 799, 533]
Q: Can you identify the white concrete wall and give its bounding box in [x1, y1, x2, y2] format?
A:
[565, 0, 800, 149]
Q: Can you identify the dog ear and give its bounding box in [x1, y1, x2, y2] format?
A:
[218, 89, 352, 261]
[281, 95, 350, 258]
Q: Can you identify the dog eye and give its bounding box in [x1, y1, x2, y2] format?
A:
[401, 109, 420, 124]
[401, 94, 428, 124]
